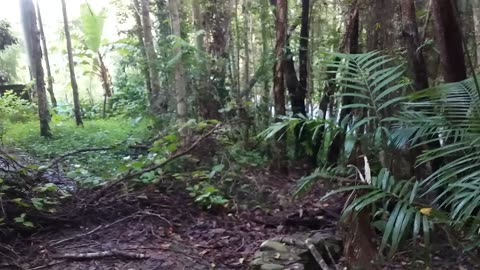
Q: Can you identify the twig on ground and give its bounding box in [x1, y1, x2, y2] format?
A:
[52, 249, 148, 260]
[141, 211, 173, 227]
[305, 238, 331, 270]
[49, 212, 139, 247]
[28, 261, 64, 270]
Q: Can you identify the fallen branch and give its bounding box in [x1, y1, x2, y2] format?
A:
[305, 238, 331, 270]
[113, 123, 220, 183]
[52, 249, 148, 260]
[49, 212, 139, 247]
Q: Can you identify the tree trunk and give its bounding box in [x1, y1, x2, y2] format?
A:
[168, 0, 187, 124]
[272, 0, 288, 172]
[242, 0, 250, 89]
[36, 1, 57, 108]
[140, 0, 166, 113]
[472, 0, 480, 67]
[21, 0, 51, 137]
[97, 52, 112, 118]
[192, 0, 223, 120]
[327, 2, 359, 165]
[432, 0, 467, 82]
[400, 0, 429, 90]
[298, 0, 309, 115]
[132, 0, 152, 96]
[61, 0, 82, 126]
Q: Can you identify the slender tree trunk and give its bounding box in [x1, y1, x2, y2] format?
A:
[21, 0, 51, 137]
[140, 0, 166, 113]
[472, 0, 480, 67]
[298, 0, 309, 113]
[132, 0, 152, 96]
[400, 0, 429, 90]
[97, 52, 112, 118]
[61, 0, 82, 126]
[272, 0, 288, 171]
[168, 0, 187, 124]
[432, 0, 467, 82]
[242, 0, 250, 88]
[36, 1, 56, 108]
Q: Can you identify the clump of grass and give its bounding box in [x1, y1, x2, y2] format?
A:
[4, 117, 154, 183]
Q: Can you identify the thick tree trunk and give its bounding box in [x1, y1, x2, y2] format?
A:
[365, 0, 397, 52]
[132, 0, 152, 96]
[21, 0, 51, 137]
[192, 0, 226, 119]
[432, 0, 467, 82]
[168, 0, 187, 124]
[36, 1, 57, 108]
[272, 0, 288, 171]
[400, 0, 429, 90]
[327, 3, 359, 165]
[61, 0, 82, 126]
[140, 0, 166, 114]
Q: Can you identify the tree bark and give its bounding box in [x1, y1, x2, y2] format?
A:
[298, 0, 309, 115]
[168, 0, 187, 124]
[272, 0, 288, 171]
[472, 0, 480, 67]
[327, 2, 359, 165]
[400, 0, 429, 90]
[132, 0, 152, 96]
[61, 0, 83, 126]
[21, 0, 51, 137]
[36, 1, 57, 108]
[140, 0, 166, 113]
[242, 0, 250, 89]
[432, 0, 467, 82]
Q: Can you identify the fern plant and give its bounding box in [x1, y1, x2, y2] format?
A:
[390, 77, 480, 245]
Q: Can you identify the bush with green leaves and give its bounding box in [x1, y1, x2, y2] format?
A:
[261, 51, 480, 262]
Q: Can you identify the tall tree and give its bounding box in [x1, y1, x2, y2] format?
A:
[195, 0, 233, 120]
[140, 0, 165, 113]
[272, 0, 288, 171]
[168, 0, 187, 124]
[132, 0, 152, 95]
[400, 0, 429, 90]
[20, 0, 51, 137]
[35, 1, 57, 108]
[432, 0, 467, 82]
[298, 0, 310, 112]
[61, 0, 83, 126]
[472, 0, 480, 66]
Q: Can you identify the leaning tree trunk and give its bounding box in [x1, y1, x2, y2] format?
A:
[20, 0, 51, 137]
[140, 0, 166, 114]
[432, 0, 467, 82]
[132, 0, 152, 96]
[168, 0, 187, 124]
[61, 0, 83, 126]
[36, 1, 57, 108]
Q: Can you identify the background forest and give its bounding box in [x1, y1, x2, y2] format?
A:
[2, 0, 480, 269]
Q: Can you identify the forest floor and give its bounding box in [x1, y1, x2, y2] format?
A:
[0, 142, 476, 270]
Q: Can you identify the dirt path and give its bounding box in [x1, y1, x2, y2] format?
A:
[2, 169, 340, 270]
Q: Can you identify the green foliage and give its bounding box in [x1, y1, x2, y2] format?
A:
[4, 117, 153, 183]
[0, 91, 36, 123]
[187, 181, 229, 209]
[79, 3, 106, 53]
